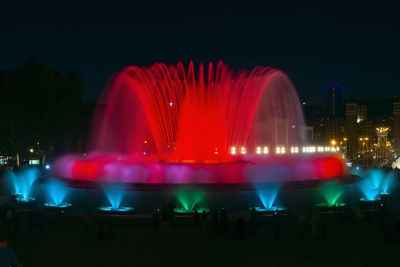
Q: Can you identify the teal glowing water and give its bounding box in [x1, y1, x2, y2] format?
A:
[358, 169, 397, 200]
[98, 206, 134, 212]
[103, 187, 132, 210]
[360, 197, 381, 202]
[256, 184, 281, 210]
[46, 179, 70, 206]
[253, 206, 286, 212]
[15, 195, 35, 203]
[44, 202, 72, 208]
[5, 168, 39, 200]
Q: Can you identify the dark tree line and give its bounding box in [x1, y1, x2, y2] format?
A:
[0, 60, 90, 165]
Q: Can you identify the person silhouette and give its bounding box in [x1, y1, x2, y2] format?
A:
[153, 209, 161, 233]
[193, 203, 200, 211]
[211, 209, 219, 233]
[193, 210, 200, 231]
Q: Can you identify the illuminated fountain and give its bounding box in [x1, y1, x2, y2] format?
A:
[5, 168, 39, 203]
[252, 184, 285, 213]
[357, 169, 397, 210]
[359, 169, 386, 202]
[316, 181, 347, 211]
[174, 190, 209, 214]
[98, 187, 134, 213]
[44, 179, 72, 209]
[54, 61, 348, 191]
[380, 171, 396, 196]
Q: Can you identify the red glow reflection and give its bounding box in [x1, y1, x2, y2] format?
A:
[312, 155, 345, 179]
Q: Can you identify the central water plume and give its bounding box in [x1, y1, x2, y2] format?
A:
[54, 61, 347, 184]
[90, 61, 304, 163]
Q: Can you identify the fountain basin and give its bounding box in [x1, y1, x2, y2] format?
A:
[54, 154, 352, 191]
[97, 206, 135, 215]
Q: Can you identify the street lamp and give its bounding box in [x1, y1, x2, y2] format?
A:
[358, 137, 370, 168]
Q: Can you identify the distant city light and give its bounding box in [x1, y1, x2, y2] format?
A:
[44, 164, 50, 170]
[376, 127, 389, 133]
[29, 148, 34, 153]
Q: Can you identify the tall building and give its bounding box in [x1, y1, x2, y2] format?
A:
[327, 86, 343, 118]
[325, 119, 345, 143]
[302, 126, 314, 143]
[345, 103, 358, 159]
[357, 105, 367, 123]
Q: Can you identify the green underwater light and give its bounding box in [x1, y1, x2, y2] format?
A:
[320, 182, 344, 206]
[173, 208, 210, 214]
[316, 202, 346, 208]
[175, 190, 207, 212]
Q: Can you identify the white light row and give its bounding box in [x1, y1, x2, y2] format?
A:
[230, 146, 340, 155]
[230, 146, 248, 155]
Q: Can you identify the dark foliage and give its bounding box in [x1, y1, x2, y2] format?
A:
[0, 60, 88, 160]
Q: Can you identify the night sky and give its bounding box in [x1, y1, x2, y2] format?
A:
[1, 1, 399, 103]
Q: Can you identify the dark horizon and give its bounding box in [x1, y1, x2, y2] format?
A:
[1, 1, 399, 103]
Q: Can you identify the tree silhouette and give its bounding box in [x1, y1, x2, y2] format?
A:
[0, 60, 85, 166]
